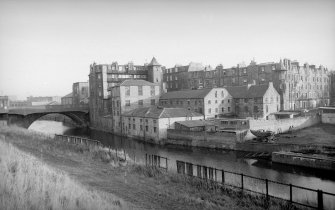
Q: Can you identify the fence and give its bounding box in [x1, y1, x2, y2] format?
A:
[54, 134, 102, 147]
[176, 160, 335, 210]
[145, 154, 168, 171]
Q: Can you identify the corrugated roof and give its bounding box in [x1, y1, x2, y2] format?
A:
[148, 57, 161, 66]
[175, 120, 214, 128]
[123, 106, 203, 119]
[160, 89, 212, 99]
[120, 79, 157, 86]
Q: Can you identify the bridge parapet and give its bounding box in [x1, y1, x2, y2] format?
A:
[9, 105, 89, 115]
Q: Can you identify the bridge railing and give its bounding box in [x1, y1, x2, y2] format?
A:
[45, 104, 89, 110]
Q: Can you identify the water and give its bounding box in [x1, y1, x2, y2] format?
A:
[29, 120, 335, 209]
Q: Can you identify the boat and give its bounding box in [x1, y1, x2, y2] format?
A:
[250, 129, 274, 138]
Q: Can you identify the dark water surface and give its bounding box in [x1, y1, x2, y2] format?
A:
[29, 120, 335, 209]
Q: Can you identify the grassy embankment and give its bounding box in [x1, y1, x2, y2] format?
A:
[0, 128, 128, 210]
[0, 126, 301, 210]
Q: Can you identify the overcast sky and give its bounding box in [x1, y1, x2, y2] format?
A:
[0, 0, 334, 99]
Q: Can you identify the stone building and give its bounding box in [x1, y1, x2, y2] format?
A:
[0, 96, 9, 110]
[122, 106, 203, 143]
[226, 82, 280, 119]
[72, 82, 89, 106]
[330, 71, 335, 106]
[61, 93, 73, 105]
[109, 80, 161, 134]
[163, 58, 331, 111]
[159, 88, 233, 119]
[88, 57, 164, 129]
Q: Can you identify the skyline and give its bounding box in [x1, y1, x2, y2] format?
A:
[0, 0, 335, 99]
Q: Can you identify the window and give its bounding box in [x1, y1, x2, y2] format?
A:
[208, 100, 211, 104]
[187, 100, 190, 105]
[125, 86, 130, 96]
[140, 119, 143, 123]
[151, 86, 155, 96]
[153, 120, 157, 124]
[221, 91, 224, 97]
[228, 99, 230, 103]
[228, 107, 231, 112]
[140, 125, 143, 131]
[215, 108, 218, 113]
[222, 107, 225, 112]
[221, 100, 224, 104]
[208, 108, 211, 114]
[145, 126, 148, 132]
[215, 100, 217, 104]
[125, 100, 130, 106]
[272, 65, 275, 70]
[138, 100, 143, 106]
[215, 91, 218, 98]
[133, 124, 136, 130]
[138, 86, 143, 95]
[151, 99, 155, 105]
[261, 67, 265, 72]
[266, 105, 268, 113]
[154, 127, 157, 133]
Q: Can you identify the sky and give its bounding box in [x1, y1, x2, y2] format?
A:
[0, 0, 334, 99]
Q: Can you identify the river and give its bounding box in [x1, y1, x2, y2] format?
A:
[29, 120, 335, 209]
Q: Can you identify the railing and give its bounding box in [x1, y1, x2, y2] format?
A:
[145, 154, 168, 171]
[54, 134, 102, 147]
[175, 160, 335, 210]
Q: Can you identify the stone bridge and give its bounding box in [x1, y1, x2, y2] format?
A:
[0, 105, 89, 129]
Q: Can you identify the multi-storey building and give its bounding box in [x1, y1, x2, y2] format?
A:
[163, 62, 212, 91]
[159, 88, 233, 119]
[88, 57, 164, 128]
[109, 79, 161, 134]
[61, 93, 73, 105]
[163, 58, 331, 111]
[122, 106, 203, 143]
[226, 82, 280, 119]
[0, 96, 9, 110]
[72, 82, 89, 106]
[330, 71, 335, 106]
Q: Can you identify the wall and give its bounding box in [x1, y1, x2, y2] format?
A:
[166, 129, 237, 149]
[272, 152, 335, 171]
[247, 115, 320, 139]
[203, 88, 233, 118]
[322, 113, 335, 124]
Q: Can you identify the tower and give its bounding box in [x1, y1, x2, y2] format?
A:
[147, 57, 165, 94]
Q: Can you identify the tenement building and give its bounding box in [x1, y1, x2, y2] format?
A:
[163, 58, 330, 110]
[89, 57, 164, 128]
[226, 82, 280, 119]
[109, 80, 161, 134]
[159, 88, 233, 119]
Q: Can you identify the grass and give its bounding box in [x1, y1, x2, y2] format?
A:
[0, 127, 129, 210]
[129, 165, 300, 210]
[0, 125, 307, 210]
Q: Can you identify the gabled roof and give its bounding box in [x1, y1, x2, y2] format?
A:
[119, 79, 158, 86]
[225, 86, 248, 98]
[148, 57, 161, 66]
[225, 84, 270, 99]
[160, 89, 212, 100]
[62, 93, 73, 98]
[247, 84, 269, 98]
[123, 106, 203, 119]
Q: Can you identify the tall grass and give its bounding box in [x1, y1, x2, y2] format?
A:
[0, 136, 129, 210]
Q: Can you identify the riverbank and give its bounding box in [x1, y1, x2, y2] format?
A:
[0, 126, 299, 210]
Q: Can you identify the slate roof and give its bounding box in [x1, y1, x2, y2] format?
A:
[175, 120, 214, 128]
[148, 57, 161, 66]
[62, 93, 73, 98]
[247, 84, 269, 98]
[225, 84, 269, 99]
[119, 79, 158, 86]
[160, 89, 212, 100]
[123, 106, 203, 119]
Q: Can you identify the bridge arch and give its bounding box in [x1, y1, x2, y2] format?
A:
[7, 111, 89, 129]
